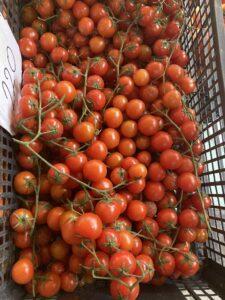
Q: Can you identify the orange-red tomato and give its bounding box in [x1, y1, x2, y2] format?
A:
[12, 258, 34, 285]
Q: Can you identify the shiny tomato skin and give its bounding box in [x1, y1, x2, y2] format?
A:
[135, 254, 154, 283]
[131, 237, 142, 256]
[10, 208, 33, 233]
[127, 200, 147, 221]
[12, 258, 34, 285]
[74, 212, 103, 240]
[175, 252, 199, 277]
[37, 272, 61, 298]
[155, 252, 175, 277]
[157, 208, 178, 229]
[178, 209, 199, 228]
[144, 181, 165, 202]
[97, 228, 120, 254]
[110, 276, 139, 300]
[95, 200, 121, 224]
[109, 250, 136, 276]
[61, 272, 78, 293]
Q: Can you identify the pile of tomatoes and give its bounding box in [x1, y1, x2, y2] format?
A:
[10, 0, 211, 299]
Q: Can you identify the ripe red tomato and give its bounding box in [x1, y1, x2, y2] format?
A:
[155, 252, 175, 276]
[191, 194, 211, 211]
[146, 61, 164, 79]
[65, 153, 87, 173]
[97, 17, 116, 38]
[87, 90, 106, 111]
[74, 212, 103, 240]
[41, 118, 64, 140]
[178, 209, 199, 228]
[144, 181, 165, 202]
[48, 163, 70, 185]
[110, 217, 132, 231]
[166, 64, 184, 83]
[95, 199, 121, 224]
[12, 258, 34, 285]
[135, 254, 154, 283]
[178, 227, 197, 243]
[110, 276, 140, 300]
[47, 206, 65, 231]
[13, 230, 31, 249]
[10, 208, 33, 233]
[157, 192, 177, 209]
[163, 90, 182, 109]
[55, 81, 76, 103]
[109, 250, 136, 276]
[97, 228, 120, 254]
[73, 121, 95, 143]
[138, 115, 159, 136]
[69, 255, 83, 274]
[50, 239, 70, 261]
[160, 149, 182, 170]
[157, 208, 178, 229]
[84, 251, 109, 276]
[195, 228, 208, 243]
[83, 160, 107, 182]
[127, 200, 147, 221]
[61, 272, 78, 293]
[177, 172, 198, 193]
[150, 131, 173, 152]
[19, 37, 37, 58]
[136, 217, 159, 238]
[148, 162, 165, 182]
[175, 252, 199, 277]
[40, 32, 58, 52]
[37, 272, 61, 298]
[181, 121, 198, 141]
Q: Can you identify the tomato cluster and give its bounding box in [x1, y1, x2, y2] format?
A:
[11, 0, 211, 299]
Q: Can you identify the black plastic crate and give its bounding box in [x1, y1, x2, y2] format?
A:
[0, 0, 225, 299]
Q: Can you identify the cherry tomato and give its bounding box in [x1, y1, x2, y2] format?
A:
[160, 149, 182, 170]
[157, 208, 178, 229]
[177, 172, 198, 193]
[127, 200, 147, 221]
[12, 258, 34, 285]
[14, 171, 36, 196]
[136, 217, 159, 238]
[19, 38, 37, 58]
[175, 252, 199, 277]
[155, 252, 175, 277]
[74, 212, 103, 240]
[135, 254, 154, 283]
[50, 239, 70, 261]
[13, 232, 31, 249]
[144, 181, 165, 202]
[61, 272, 78, 293]
[109, 250, 136, 276]
[97, 228, 120, 254]
[37, 272, 61, 298]
[48, 163, 70, 185]
[47, 206, 65, 231]
[97, 17, 116, 38]
[95, 199, 121, 224]
[110, 276, 139, 300]
[73, 121, 95, 143]
[178, 209, 199, 228]
[84, 251, 109, 276]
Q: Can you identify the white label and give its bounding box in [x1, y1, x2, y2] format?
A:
[0, 13, 22, 135]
